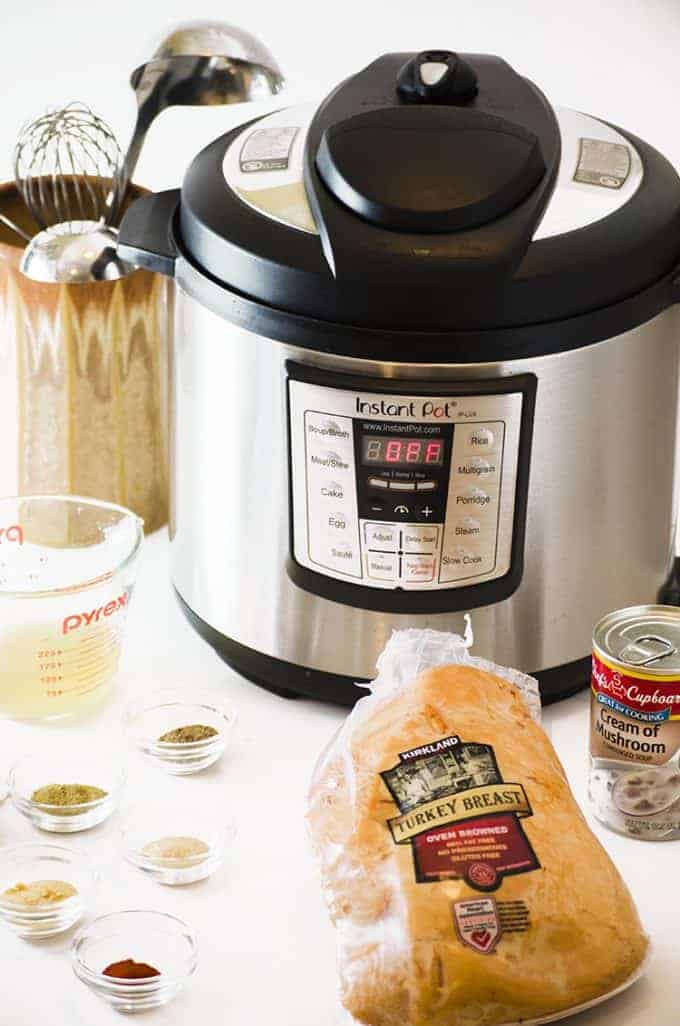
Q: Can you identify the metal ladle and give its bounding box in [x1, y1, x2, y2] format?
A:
[110, 20, 285, 222]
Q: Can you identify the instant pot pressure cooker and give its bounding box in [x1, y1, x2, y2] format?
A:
[119, 49, 680, 704]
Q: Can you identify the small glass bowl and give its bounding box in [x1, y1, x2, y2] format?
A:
[72, 910, 197, 1012]
[9, 753, 125, 832]
[120, 803, 235, 885]
[126, 687, 235, 775]
[0, 843, 96, 938]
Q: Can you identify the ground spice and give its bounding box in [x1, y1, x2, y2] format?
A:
[103, 959, 161, 981]
[1, 879, 77, 907]
[31, 783, 108, 806]
[158, 724, 218, 744]
[142, 835, 209, 867]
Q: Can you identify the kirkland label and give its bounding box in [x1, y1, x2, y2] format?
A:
[381, 735, 539, 891]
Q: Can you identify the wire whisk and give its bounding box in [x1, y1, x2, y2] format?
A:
[14, 102, 124, 231]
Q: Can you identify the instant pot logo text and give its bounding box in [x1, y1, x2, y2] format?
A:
[0, 524, 23, 545]
[356, 397, 458, 419]
[62, 593, 128, 635]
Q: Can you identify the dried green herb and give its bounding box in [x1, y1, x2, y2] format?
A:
[158, 723, 218, 744]
[31, 783, 107, 813]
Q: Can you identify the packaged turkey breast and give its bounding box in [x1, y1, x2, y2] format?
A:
[307, 626, 649, 1026]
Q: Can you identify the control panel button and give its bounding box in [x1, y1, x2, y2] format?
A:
[455, 456, 498, 478]
[326, 510, 349, 532]
[320, 480, 346, 500]
[403, 554, 435, 582]
[392, 503, 412, 519]
[460, 424, 497, 454]
[402, 525, 439, 553]
[415, 503, 438, 521]
[389, 480, 416, 491]
[368, 476, 389, 489]
[454, 515, 481, 539]
[454, 487, 492, 510]
[367, 552, 399, 581]
[365, 523, 398, 551]
[416, 480, 437, 491]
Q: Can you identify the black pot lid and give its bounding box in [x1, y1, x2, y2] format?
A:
[177, 51, 680, 333]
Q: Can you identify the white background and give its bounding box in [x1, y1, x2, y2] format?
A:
[1, 2, 680, 1024]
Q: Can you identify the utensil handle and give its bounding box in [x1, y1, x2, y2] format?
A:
[0, 213, 31, 243]
[109, 114, 149, 226]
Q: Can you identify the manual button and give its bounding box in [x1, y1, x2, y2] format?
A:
[402, 525, 439, 554]
[367, 552, 398, 581]
[365, 522, 398, 551]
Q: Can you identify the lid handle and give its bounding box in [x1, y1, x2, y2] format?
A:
[397, 50, 478, 105]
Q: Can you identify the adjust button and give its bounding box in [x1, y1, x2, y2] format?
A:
[367, 552, 398, 581]
[365, 523, 398, 551]
[402, 525, 439, 554]
[402, 554, 435, 583]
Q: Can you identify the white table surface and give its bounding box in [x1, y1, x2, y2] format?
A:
[2, 2, 680, 1022]
[0, 530, 677, 1025]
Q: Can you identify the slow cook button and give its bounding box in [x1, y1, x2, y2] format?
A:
[365, 523, 398, 551]
[367, 552, 398, 581]
[441, 546, 485, 574]
[402, 554, 435, 583]
[402, 525, 439, 553]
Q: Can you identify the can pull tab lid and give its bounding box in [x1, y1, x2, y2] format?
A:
[618, 634, 677, 666]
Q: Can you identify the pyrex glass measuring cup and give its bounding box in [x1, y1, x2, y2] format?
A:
[0, 495, 143, 720]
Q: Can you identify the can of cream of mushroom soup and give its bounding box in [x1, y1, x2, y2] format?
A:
[589, 605, 680, 840]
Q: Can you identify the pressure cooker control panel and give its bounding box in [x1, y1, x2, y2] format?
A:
[287, 366, 536, 612]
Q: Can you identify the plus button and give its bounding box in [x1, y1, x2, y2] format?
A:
[421, 506, 433, 518]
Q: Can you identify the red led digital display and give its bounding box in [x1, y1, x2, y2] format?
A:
[361, 437, 444, 466]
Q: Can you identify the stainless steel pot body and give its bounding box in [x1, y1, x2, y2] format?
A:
[170, 289, 680, 684]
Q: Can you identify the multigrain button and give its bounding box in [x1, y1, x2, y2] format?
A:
[367, 552, 398, 581]
[456, 456, 498, 478]
[402, 525, 439, 553]
[365, 523, 398, 551]
[402, 554, 435, 582]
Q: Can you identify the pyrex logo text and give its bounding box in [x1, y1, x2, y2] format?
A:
[0, 524, 23, 544]
[62, 593, 128, 635]
[355, 397, 458, 419]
